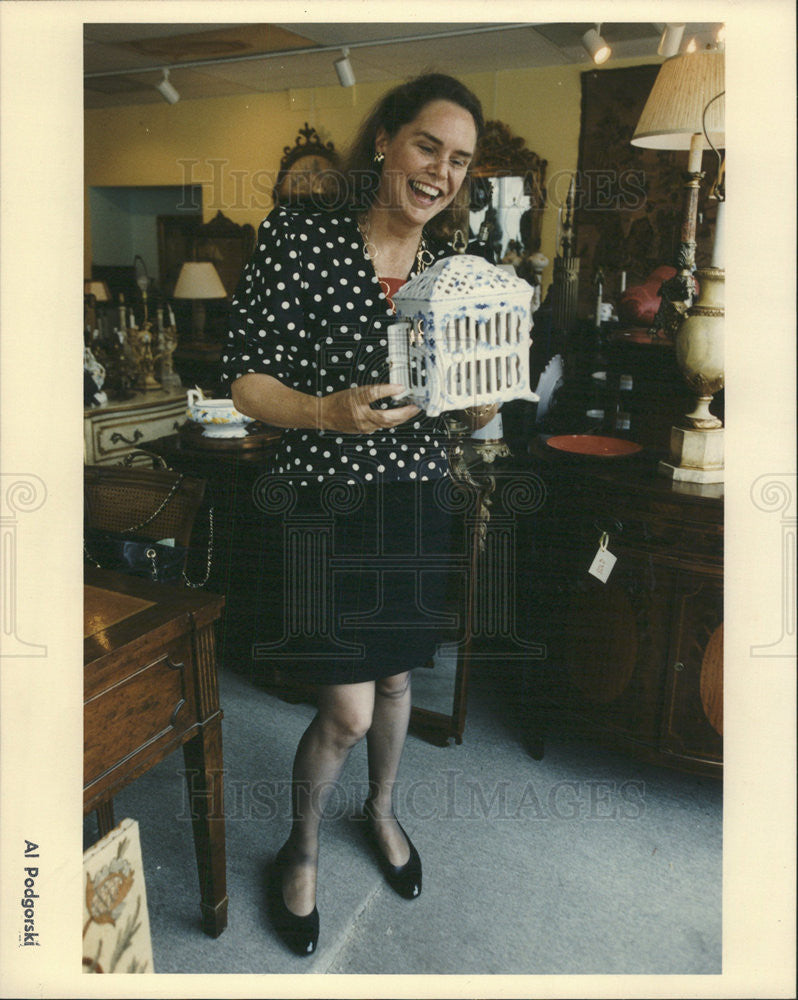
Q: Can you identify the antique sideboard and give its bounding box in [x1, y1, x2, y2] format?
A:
[514, 440, 723, 777]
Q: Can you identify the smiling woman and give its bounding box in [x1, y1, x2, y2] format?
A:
[341, 73, 484, 246]
[220, 73, 488, 959]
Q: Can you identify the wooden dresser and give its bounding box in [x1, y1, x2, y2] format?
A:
[84, 389, 188, 465]
[521, 441, 723, 776]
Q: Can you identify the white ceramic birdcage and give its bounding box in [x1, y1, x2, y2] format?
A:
[387, 254, 539, 416]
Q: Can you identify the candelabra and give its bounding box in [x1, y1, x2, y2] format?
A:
[551, 176, 579, 335]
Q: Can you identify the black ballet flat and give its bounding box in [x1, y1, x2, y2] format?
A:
[268, 847, 319, 956]
[361, 801, 422, 900]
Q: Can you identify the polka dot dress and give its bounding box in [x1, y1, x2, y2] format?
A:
[221, 205, 453, 487]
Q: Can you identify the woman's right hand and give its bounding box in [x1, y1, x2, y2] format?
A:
[320, 384, 421, 434]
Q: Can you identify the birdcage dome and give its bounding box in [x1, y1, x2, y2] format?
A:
[393, 254, 532, 330]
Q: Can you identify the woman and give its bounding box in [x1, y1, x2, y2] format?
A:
[221, 73, 497, 956]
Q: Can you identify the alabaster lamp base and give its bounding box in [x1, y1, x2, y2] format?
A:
[658, 425, 724, 483]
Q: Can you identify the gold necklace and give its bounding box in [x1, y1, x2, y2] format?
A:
[356, 213, 434, 277]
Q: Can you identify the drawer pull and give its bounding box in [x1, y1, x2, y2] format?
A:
[673, 661, 686, 672]
[166, 656, 185, 671]
[109, 429, 144, 447]
[170, 698, 187, 727]
[593, 517, 623, 535]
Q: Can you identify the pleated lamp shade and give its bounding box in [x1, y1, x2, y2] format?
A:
[631, 50, 725, 150]
[173, 261, 227, 299]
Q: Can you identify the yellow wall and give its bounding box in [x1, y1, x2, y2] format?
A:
[85, 57, 663, 287]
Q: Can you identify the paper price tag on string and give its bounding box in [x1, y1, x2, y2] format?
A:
[588, 532, 616, 583]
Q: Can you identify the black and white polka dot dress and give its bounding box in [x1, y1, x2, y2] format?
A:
[221, 206, 464, 685]
[221, 205, 452, 487]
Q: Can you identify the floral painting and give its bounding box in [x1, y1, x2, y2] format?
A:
[82, 817, 153, 973]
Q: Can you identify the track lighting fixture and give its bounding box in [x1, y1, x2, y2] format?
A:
[334, 48, 356, 87]
[582, 23, 611, 65]
[156, 68, 180, 104]
[658, 23, 685, 58]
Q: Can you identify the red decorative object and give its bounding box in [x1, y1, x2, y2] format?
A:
[617, 265, 676, 326]
[545, 435, 643, 458]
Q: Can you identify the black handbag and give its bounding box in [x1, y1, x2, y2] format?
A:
[84, 471, 214, 587]
[84, 530, 189, 584]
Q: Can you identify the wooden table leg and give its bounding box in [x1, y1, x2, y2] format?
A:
[182, 716, 228, 937]
[95, 798, 116, 838]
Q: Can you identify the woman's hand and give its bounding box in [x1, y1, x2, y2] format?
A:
[320, 384, 421, 434]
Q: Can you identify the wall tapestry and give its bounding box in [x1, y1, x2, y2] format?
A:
[574, 64, 720, 314]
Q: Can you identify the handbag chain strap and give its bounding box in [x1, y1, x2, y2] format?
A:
[116, 472, 185, 534]
[182, 506, 214, 589]
[85, 470, 215, 588]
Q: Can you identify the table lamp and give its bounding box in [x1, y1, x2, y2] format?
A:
[173, 261, 227, 342]
[631, 48, 725, 483]
[84, 279, 111, 335]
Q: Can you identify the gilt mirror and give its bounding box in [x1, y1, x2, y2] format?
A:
[468, 120, 548, 263]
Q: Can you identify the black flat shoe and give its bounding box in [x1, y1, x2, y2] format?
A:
[361, 801, 422, 900]
[268, 847, 319, 956]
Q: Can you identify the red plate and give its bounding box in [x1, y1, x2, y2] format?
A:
[545, 434, 643, 457]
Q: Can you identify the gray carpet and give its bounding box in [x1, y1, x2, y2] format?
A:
[93, 662, 722, 975]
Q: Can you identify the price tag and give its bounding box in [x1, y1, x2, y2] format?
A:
[588, 532, 616, 583]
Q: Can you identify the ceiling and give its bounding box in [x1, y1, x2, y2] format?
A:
[84, 21, 724, 109]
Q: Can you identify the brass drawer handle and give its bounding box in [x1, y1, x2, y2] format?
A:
[170, 698, 187, 726]
[109, 429, 144, 446]
[166, 655, 185, 670]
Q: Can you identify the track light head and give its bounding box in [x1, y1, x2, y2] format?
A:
[156, 68, 180, 104]
[334, 48, 356, 88]
[582, 24, 611, 65]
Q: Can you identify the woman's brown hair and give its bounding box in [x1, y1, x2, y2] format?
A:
[335, 73, 484, 242]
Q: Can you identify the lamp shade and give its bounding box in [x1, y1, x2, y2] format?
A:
[631, 50, 725, 150]
[173, 261, 227, 300]
[84, 279, 111, 302]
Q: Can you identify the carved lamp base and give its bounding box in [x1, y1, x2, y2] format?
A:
[658, 425, 724, 484]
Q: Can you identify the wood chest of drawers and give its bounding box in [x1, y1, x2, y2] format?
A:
[84, 389, 188, 465]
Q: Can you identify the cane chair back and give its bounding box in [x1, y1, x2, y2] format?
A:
[84, 465, 206, 562]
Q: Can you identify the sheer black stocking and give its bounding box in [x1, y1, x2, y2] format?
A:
[280, 681, 374, 916]
[365, 671, 413, 867]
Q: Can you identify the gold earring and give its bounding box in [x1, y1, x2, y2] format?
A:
[373, 151, 385, 165]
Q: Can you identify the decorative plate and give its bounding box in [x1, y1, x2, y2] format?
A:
[545, 435, 643, 458]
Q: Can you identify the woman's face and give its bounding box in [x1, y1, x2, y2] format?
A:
[374, 99, 477, 230]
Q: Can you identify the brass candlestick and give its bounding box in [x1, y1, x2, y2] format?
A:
[128, 325, 162, 392]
